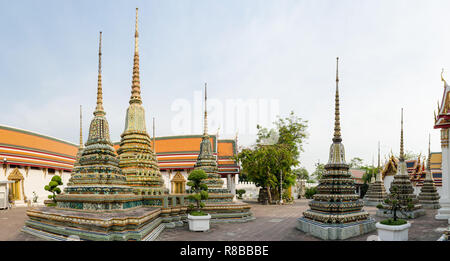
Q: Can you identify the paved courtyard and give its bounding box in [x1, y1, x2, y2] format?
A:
[1, 199, 448, 241]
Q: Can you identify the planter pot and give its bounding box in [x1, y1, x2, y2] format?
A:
[188, 214, 211, 232]
[376, 222, 411, 241]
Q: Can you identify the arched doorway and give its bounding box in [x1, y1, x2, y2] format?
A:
[7, 167, 25, 201]
[171, 171, 186, 194]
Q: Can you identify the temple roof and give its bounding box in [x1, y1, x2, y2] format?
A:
[0, 125, 239, 175]
[435, 72, 450, 129]
[0, 125, 77, 171]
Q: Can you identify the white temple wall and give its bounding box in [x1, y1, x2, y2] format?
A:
[383, 176, 394, 192]
[437, 130, 450, 220]
[0, 167, 71, 206]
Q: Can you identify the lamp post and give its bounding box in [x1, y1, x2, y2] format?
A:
[280, 169, 283, 204]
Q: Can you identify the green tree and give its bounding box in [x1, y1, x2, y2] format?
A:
[187, 169, 209, 215]
[44, 175, 63, 203]
[236, 111, 308, 203]
[349, 157, 364, 168]
[311, 163, 325, 181]
[293, 167, 309, 180]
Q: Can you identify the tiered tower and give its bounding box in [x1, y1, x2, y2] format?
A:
[193, 83, 227, 193]
[376, 109, 425, 218]
[364, 142, 387, 206]
[297, 58, 375, 240]
[434, 70, 450, 220]
[418, 135, 441, 209]
[117, 8, 165, 196]
[57, 31, 135, 209]
[189, 84, 253, 222]
[23, 31, 163, 241]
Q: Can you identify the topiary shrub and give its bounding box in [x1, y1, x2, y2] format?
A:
[236, 189, 246, 199]
[44, 175, 63, 203]
[187, 169, 209, 216]
[380, 218, 407, 226]
[380, 185, 413, 224]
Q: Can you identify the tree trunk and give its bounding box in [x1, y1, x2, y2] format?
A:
[266, 186, 272, 204]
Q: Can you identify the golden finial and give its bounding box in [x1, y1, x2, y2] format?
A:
[442, 68, 446, 84]
[399, 108, 404, 161]
[79, 105, 83, 148]
[94, 31, 105, 116]
[130, 7, 142, 105]
[333, 57, 342, 142]
[204, 82, 208, 136]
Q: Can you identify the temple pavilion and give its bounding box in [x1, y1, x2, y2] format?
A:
[296, 57, 376, 240]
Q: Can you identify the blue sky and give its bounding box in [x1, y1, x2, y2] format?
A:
[1, 0, 449, 173]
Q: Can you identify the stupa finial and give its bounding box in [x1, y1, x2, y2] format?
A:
[79, 105, 83, 148]
[376, 141, 382, 181]
[377, 141, 380, 169]
[153, 117, 156, 152]
[333, 57, 342, 142]
[204, 82, 208, 136]
[129, 7, 142, 105]
[94, 31, 105, 116]
[427, 133, 431, 173]
[400, 108, 405, 161]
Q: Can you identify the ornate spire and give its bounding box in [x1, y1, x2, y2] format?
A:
[376, 141, 381, 181]
[400, 108, 404, 161]
[426, 134, 432, 176]
[333, 57, 342, 142]
[94, 32, 105, 116]
[79, 105, 83, 148]
[204, 82, 208, 136]
[130, 7, 142, 105]
[153, 117, 156, 152]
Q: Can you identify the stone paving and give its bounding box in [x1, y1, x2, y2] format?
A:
[157, 199, 449, 241]
[2, 199, 448, 241]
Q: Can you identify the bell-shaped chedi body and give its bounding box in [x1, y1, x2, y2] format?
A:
[117, 8, 165, 195]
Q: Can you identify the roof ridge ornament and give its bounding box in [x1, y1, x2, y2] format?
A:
[442, 68, 446, 85]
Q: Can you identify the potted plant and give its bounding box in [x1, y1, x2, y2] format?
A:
[187, 169, 210, 231]
[376, 186, 412, 241]
[44, 175, 63, 207]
